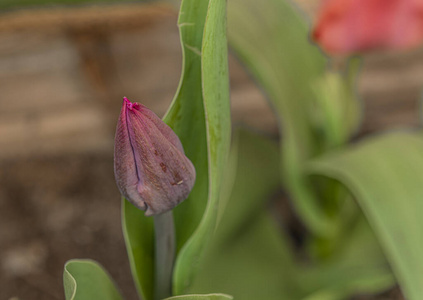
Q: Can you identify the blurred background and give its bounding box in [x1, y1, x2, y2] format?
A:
[1, 0, 423, 299]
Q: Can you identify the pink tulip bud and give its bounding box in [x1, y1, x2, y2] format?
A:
[114, 97, 196, 216]
[312, 0, 423, 55]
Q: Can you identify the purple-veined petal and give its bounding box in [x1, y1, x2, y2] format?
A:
[114, 97, 196, 216]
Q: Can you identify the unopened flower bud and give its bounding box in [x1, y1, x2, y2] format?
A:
[114, 97, 196, 216]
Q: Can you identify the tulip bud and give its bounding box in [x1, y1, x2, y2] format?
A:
[114, 97, 196, 216]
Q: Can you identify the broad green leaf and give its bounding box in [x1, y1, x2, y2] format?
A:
[63, 259, 123, 300]
[164, 293, 233, 300]
[123, 0, 230, 297]
[227, 0, 357, 236]
[122, 1, 209, 299]
[307, 131, 423, 300]
[164, 0, 210, 257]
[190, 130, 393, 299]
[190, 130, 300, 299]
[172, 0, 230, 294]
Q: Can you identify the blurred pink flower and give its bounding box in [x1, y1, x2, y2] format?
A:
[114, 97, 195, 216]
[312, 0, 423, 54]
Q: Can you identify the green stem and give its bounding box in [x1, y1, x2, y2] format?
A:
[154, 211, 175, 300]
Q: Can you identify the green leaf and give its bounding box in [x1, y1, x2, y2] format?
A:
[189, 129, 393, 299]
[164, 293, 233, 300]
[123, 0, 230, 297]
[122, 1, 209, 299]
[227, 0, 348, 236]
[307, 131, 423, 300]
[172, 0, 230, 294]
[63, 259, 123, 300]
[164, 0, 210, 257]
[190, 129, 299, 299]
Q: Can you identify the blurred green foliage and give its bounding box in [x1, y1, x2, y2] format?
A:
[190, 130, 393, 299]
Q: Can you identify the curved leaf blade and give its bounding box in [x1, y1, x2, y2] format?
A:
[190, 130, 393, 299]
[121, 1, 211, 299]
[189, 130, 301, 299]
[164, 0, 210, 256]
[173, 0, 230, 294]
[122, 0, 229, 298]
[228, 0, 347, 236]
[307, 131, 423, 299]
[63, 259, 123, 300]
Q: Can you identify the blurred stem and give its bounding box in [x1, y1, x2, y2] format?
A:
[154, 211, 175, 300]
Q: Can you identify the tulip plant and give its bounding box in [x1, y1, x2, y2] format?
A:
[63, 0, 423, 299]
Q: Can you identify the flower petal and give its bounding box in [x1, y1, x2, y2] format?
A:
[114, 97, 196, 216]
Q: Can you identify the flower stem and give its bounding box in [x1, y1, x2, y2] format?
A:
[154, 211, 175, 300]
